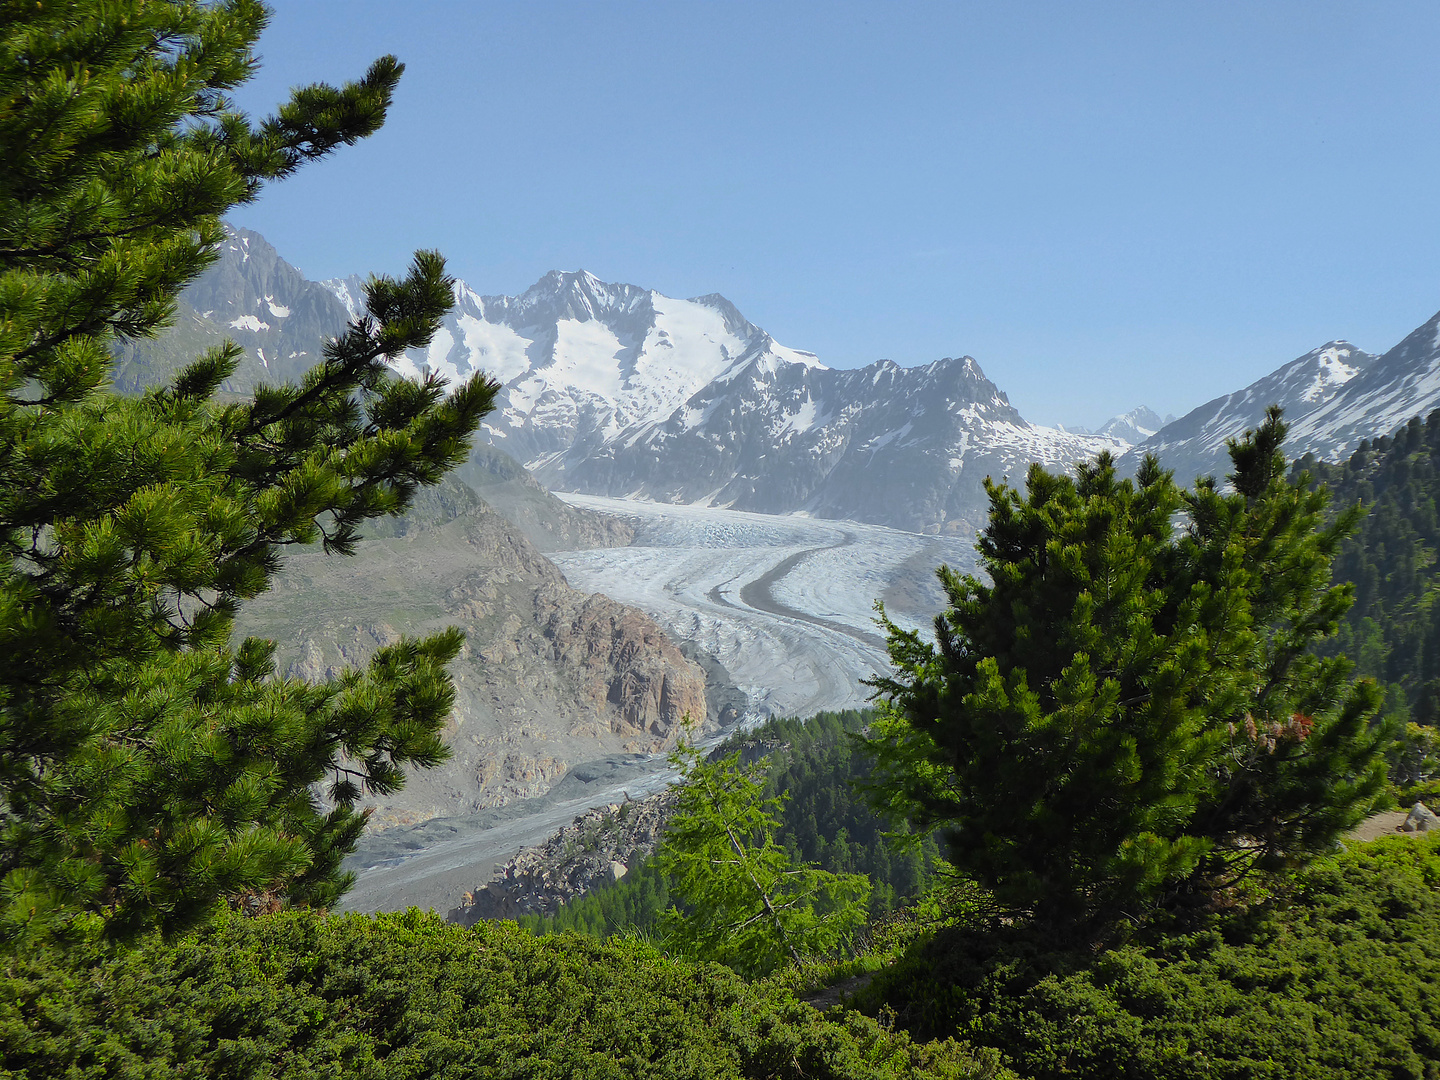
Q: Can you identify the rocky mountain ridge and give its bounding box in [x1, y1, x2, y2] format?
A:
[449, 790, 675, 924]
[1119, 342, 1379, 482]
[324, 266, 1128, 534]
[130, 224, 1138, 534]
[237, 489, 707, 829]
[1118, 304, 1440, 482]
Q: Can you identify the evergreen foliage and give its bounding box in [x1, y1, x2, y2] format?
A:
[518, 709, 941, 941]
[761, 710, 940, 915]
[858, 834, 1440, 1080]
[651, 737, 872, 977]
[0, 908, 1012, 1080]
[0, 0, 497, 941]
[1298, 412, 1440, 741]
[866, 409, 1390, 926]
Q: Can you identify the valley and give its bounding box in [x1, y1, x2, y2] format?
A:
[549, 494, 978, 717]
[337, 496, 976, 915]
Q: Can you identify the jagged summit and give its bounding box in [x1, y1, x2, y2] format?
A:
[352, 265, 1123, 533]
[134, 227, 1134, 534]
[502, 269, 654, 324]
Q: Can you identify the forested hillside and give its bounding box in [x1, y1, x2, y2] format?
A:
[1298, 411, 1440, 728]
[518, 709, 942, 940]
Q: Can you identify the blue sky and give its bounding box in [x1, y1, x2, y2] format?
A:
[231, 2, 1440, 430]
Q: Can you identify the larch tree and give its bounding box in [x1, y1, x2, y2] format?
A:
[652, 740, 870, 977]
[865, 409, 1392, 929]
[0, 0, 497, 941]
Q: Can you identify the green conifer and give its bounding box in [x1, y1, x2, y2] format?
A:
[0, 0, 497, 941]
[652, 739, 870, 976]
[866, 408, 1390, 927]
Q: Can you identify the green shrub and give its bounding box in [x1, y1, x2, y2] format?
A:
[0, 908, 1011, 1079]
[522, 709, 940, 943]
[858, 835, 1440, 1079]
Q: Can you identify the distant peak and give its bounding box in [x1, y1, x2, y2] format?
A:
[1095, 406, 1167, 443]
[511, 269, 652, 322]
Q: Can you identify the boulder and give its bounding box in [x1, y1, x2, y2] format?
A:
[1401, 802, 1439, 832]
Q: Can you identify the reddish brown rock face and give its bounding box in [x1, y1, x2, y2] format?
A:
[534, 585, 706, 749]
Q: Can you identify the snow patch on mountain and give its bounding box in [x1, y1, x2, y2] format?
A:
[1120, 341, 1379, 482]
[310, 266, 1146, 533]
[1284, 311, 1440, 460]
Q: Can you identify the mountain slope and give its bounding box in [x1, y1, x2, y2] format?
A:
[554, 352, 1124, 535]
[323, 268, 824, 472]
[111, 225, 353, 394]
[1285, 309, 1440, 461]
[1296, 410, 1440, 731]
[235, 489, 704, 828]
[1119, 342, 1378, 482]
[330, 270, 1125, 534]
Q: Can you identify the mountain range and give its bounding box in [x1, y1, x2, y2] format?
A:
[323, 260, 1128, 534]
[122, 224, 1440, 529]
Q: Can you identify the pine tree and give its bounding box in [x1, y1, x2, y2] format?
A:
[865, 408, 1391, 927]
[0, 1, 497, 941]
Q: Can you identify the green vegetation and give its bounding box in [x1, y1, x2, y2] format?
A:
[1299, 412, 1440, 752]
[518, 709, 942, 943]
[0, 908, 1010, 1080]
[3, 3, 1436, 1075]
[650, 739, 871, 976]
[854, 833, 1440, 1080]
[759, 710, 943, 914]
[865, 410, 1390, 926]
[0, 1, 497, 942]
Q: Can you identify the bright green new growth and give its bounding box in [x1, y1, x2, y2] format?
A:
[652, 739, 871, 977]
[0, 0, 497, 941]
[866, 408, 1392, 926]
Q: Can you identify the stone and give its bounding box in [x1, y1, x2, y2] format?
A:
[1402, 802, 1439, 832]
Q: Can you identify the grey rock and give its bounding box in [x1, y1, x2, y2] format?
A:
[1402, 802, 1439, 833]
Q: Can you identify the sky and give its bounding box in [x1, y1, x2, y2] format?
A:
[230, 2, 1440, 430]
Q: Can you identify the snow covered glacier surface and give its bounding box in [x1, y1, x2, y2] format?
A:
[549, 494, 980, 719]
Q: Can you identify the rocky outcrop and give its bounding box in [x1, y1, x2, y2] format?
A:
[236, 495, 708, 829]
[448, 739, 791, 925]
[1401, 802, 1439, 833]
[449, 791, 675, 924]
[535, 584, 706, 742]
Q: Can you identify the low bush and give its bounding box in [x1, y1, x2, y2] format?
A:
[0, 908, 1011, 1079]
[857, 835, 1440, 1079]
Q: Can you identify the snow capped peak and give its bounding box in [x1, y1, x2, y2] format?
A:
[1283, 312, 1440, 460]
[508, 269, 652, 323]
[1095, 406, 1167, 444]
[1119, 337, 1384, 482]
